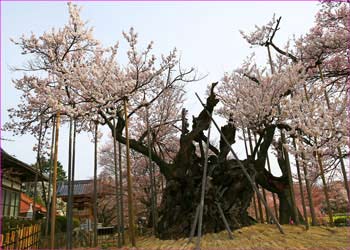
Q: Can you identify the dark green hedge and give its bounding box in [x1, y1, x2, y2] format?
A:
[2, 216, 81, 235]
[1, 217, 38, 234]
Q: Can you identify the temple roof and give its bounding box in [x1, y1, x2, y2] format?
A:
[57, 179, 114, 198]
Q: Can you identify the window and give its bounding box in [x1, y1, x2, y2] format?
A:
[1, 188, 20, 217]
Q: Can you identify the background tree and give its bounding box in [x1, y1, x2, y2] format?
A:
[39, 158, 67, 181]
[26, 158, 67, 209]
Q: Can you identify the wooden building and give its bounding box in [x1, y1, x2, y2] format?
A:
[1, 148, 48, 218]
[57, 180, 114, 230]
[57, 180, 94, 229]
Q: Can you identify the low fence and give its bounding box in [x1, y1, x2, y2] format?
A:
[40, 230, 115, 248]
[0, 222, 132, 249]
[0, 223, 41, 250]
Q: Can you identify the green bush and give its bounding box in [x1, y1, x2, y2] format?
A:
[334, 216, 350, 227]
[101, 242, 114, 249]
[1, 217, 38, 234]
[334, 213, 350, 218]
[43, 216, 81, 234]
[56, 215, 67, 232]
[44, 215, 67, 233]
[72, 217, 80, 229]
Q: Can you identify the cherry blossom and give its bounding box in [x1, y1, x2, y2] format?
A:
[218, 2, 349, 179]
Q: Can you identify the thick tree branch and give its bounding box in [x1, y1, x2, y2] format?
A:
[269, 42, 298, 63]
[99, 110, 172, 179]
[255, 126, 276, 170]
[173, 82, 219, 177]
[251, 133, 263, 160]
[218, 121, 236, 161]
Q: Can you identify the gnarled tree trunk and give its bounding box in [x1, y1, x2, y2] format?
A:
[157, 83, 258, 239]
[157, 159, 256, 239]
[105, 83, 302, 240]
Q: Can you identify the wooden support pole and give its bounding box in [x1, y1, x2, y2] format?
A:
[216, 202, 234, 239]
[317, 151, 334, 226]
[247, 130, 264, 223]
[262, 188, 269, 223]
[67, 117, 73, 249]
[45, 117, 55, 236]
[124, 98, 136, 247]
[188, 205, 200, 243]
[302, 67, 335, 226]
[242, 127, 259, 221]
[300, 85, 319, 226]
[338, 148, 350, 204]
[93, 122, 98, 247]
[253, 133, 268, 223]
[256, 185, 264, 223]
[292, 138, 309, 230]
[246, 128, 254, 158]
[33, 118, 43, 221]
[266, 154, 279, 220]
[301, 152, 318, 226]
[118, 141, 125, 245]
[195, 93, 284, 234]
[146, 105, 157, 235]
[280, 130, 300, 225]
[113, 118, 122, 248]
[50, 111, 60, 250]
[253, 195, 259, 222]
[267, 44, 299, 225]
[195, 122, 212, 250]
[152, 163, 158, 230]
[70, 119, 77, 246]
[256, 184, 265, 223]
[242, 127, 249, 157]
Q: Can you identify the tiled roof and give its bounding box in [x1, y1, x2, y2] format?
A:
[57, 179, 114, 197]
[57, 180, 93, 197]
[1, 148, 49, 182]
[20, 193, 47, 214]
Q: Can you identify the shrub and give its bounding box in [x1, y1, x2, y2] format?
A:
[56, 215, 68, 232]
[44, 215, 68, 233]
[72, 218, 80, 229]
[2, 217, 38, 234]
[334, 216, 350, 227]
[42, 216, 81, 234]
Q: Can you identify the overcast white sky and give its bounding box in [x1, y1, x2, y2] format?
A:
[1, 1, 320, 180]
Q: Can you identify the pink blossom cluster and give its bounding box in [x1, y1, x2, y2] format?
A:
[218, 2, 349, 176]
[5, 3, 192, 153]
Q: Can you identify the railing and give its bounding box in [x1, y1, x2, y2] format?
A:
[0, 223, 41, 250]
